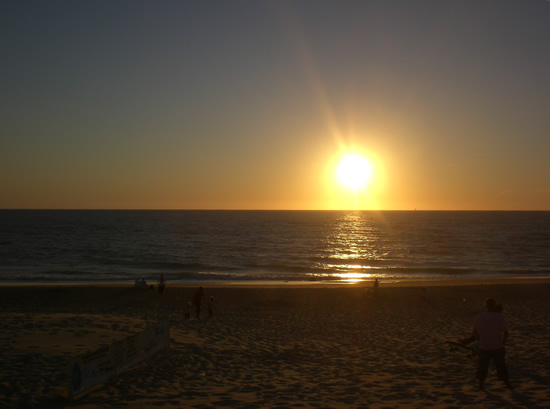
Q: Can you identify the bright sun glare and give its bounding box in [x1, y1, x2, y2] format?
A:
[337, 154, 373, 190]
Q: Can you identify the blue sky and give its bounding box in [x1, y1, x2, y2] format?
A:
[1, 1, 549, 209]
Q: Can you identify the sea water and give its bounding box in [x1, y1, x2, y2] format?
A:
[0, 210, 549, 284]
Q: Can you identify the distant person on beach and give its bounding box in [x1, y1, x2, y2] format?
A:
[158, 273, 166, 294]
[472, 298, 512, 390]
[184, 301, 191, 320]
[373, 278, 379, 292]
[421, 287, 429, 301]
[193, 287, 205, 319]
[135, 278, 148, 289]
[208, 296, 215, 318]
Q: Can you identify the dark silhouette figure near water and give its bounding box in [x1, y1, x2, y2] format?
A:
[158, 273, 166, 294]
[193, 287, 205, 319]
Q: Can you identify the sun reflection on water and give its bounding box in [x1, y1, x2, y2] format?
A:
[335, 271, 374, 284]
[318, 211, 386, 283]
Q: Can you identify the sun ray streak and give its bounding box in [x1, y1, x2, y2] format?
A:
[279, 5, 343, 146]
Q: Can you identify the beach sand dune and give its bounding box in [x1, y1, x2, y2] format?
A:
[0, 282, 549, 408]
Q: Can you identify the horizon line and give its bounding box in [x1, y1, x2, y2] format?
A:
[1, 208, 549, 212]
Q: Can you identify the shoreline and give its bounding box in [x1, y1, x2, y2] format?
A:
[1, 276, 549, 288]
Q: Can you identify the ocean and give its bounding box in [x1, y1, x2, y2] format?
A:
[0, 210, 549, 284]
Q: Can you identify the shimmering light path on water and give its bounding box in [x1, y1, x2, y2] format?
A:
[1, 211, 549, 284]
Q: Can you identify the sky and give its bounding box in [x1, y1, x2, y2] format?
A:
[1, 0, 549, 210]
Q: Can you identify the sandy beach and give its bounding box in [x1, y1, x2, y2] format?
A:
[1, 279, 549, 408]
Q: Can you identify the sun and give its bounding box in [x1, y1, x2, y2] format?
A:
[336, 154, 373, 190]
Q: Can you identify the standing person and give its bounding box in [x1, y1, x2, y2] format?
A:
[472, 298, 512, 390]
[184, 301, 191, 320]
[208, 296, 215, 318]
[420, 287, 429, 302]
[193, 287, 205, 319]
[158, 273, 166, 294]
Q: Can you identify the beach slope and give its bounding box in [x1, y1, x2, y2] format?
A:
[0, 282, 549, 408]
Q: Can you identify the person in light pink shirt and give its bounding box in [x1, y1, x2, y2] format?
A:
[472, 298, 512, 390]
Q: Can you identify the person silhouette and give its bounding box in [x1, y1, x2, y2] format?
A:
[208, 296, 215, 318]
[193, 287, 205, 319]
[473, 298, 512, 389]
[158, 273, 166, 294]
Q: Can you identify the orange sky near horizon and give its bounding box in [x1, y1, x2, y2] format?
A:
[1, 1, 549, 211]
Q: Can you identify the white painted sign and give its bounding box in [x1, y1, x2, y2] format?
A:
[68, 321, 170, 398]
